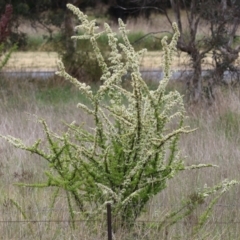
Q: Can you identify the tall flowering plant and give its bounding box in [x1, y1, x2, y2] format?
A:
[2, 4, 238, 232]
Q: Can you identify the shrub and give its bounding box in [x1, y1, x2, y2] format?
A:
[1, 3, 238, 236]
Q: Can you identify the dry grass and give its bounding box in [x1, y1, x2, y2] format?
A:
[0, 78, 240, 239]
[0, 10, 239, 238]
[1, 50, 218, 72]
[2, 52, 58, 71]
[4, 49, 232, 73]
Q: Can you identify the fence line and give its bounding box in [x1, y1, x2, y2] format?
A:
[1, 220, 240, 224]
[1, 203, 240, 220]
[2, 203, 239, 211]
[1, 203, 240, 240]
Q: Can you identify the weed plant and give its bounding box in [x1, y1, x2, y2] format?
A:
[0, 79, 240, 239]
[1, 4, 240, 240]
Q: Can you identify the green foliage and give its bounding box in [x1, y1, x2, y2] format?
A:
[23, 33, 62, 51]
[1, 3, 238, 235]
[15, 2, 30, 14]
[26, 36, 45, 50]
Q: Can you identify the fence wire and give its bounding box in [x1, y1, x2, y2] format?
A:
[0, 203, 240, 240]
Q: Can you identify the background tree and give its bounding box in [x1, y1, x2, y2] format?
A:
[208, 0, 240, 87]
[0, 4, 12, 43]
[106, 0, 171, 22]
[165, 0, 240, 102]
[0, 0, 101, 43]
[169, 0, 211, 102]
[116, 0, 240, 102]
[0, 0, 101, 78]
[0, 4, 16, 71]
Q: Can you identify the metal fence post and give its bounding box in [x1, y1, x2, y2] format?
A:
[107, 203, 112, 240]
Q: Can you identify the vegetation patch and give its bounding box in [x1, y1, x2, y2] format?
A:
[1, 4, 239, 239]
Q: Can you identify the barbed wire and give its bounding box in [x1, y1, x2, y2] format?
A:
[1, 204, 239, 225]
[0, 219, 240, 224]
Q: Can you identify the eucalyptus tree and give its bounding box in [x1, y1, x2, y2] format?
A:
[207, 0, 240, 87]
[1, 0, 99, 76]
[123, 0, 240, 102]
[161, 0, 240, 102]
[0, 0, 97, 44]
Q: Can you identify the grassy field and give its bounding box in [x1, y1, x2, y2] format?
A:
[0, 76, 240, 239]
[0, 9, 240, 238]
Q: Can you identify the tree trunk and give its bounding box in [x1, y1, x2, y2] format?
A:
[64, 7, 75, 55]
[62, 3, 79, 77]
[170, 0, 182, 33]
[189, 50, 202, 102]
